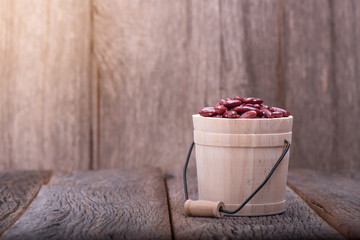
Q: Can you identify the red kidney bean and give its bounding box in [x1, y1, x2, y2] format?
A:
[244, 103, 254, 107]
[269, 107, 278, 112]
[240, 110, 257, 118]
[269, 107, 290, 117]
[233, 96, 244, 102]
[214, 104, 228, 115]
[223, 110, 238, 118]
[232, 105, 252, 113]
[243, 97, 264, 104]
[219, 98, 233, 105]
[261, 108, 274, 118]
[199, 107, 217, 117]
[214, 102, 221, 107]
[222, 99, 242, 109]
[253, 104, 261, 109]
[260, 104, 269, 109]
[283, 111, 290, 117]
[231, 106, 242, 113]
[272, 111, 283, 118]
[213, 114, 223, 118]
[233, 105, 260, 115]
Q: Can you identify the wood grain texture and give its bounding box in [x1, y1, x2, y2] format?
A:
[0, 171, 51, 235]
[1, 0, 359, 173]
[287, 169, 360, 240]
[330, 0, 360, 171]
[218, 0, 280, 106]
[1, 168, 171, 240]
[93, 0, 279, 172]
[0, 0, 91, 170]
[281, 0, 335, 170]
[282, 0, 360, 171]
[93, 0, 360, 172]
[167, 171, 344, 240]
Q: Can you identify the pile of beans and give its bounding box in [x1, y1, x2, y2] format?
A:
[198, 96, 290, 119]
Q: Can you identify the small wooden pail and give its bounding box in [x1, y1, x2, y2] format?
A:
[193, 114, 293, 216]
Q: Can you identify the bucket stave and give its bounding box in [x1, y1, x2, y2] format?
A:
[193, 114, 293, 216]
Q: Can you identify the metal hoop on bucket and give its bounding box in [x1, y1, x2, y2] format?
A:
[183, 139, 291, 216]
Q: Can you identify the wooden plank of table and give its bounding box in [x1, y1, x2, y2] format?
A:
[1, 168, 171, 240]
[167, 171, 344, 240]
[287, 169, 360, 240]
[0, 171, 51, 235]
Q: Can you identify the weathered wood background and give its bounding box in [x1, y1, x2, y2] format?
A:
[0, 0, 91, 171]
[0, 0, 359, 172]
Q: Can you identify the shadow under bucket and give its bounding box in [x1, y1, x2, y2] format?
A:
[185, 114, 293, 217]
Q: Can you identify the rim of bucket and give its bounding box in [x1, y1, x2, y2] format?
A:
[192, 114, 293, 134]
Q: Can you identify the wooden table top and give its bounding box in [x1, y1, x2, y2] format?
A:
[0, 168, 358, 240]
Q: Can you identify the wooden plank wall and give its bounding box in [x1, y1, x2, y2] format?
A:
[92, 0, 360, 173]
[0, 0, 359, 172]
[0, 0, 91, 171]
[283, 0, 360, 171]
[92, 0, 280, 171]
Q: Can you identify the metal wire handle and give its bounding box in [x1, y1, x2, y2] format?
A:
[183, 139, 291, 215]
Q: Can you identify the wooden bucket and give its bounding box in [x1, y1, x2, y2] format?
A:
[193, 114, 293, 216]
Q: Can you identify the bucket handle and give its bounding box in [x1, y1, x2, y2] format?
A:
[183, 139, 291, 216]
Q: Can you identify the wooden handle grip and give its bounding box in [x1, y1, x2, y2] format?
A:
[184, 200, 224, 218]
